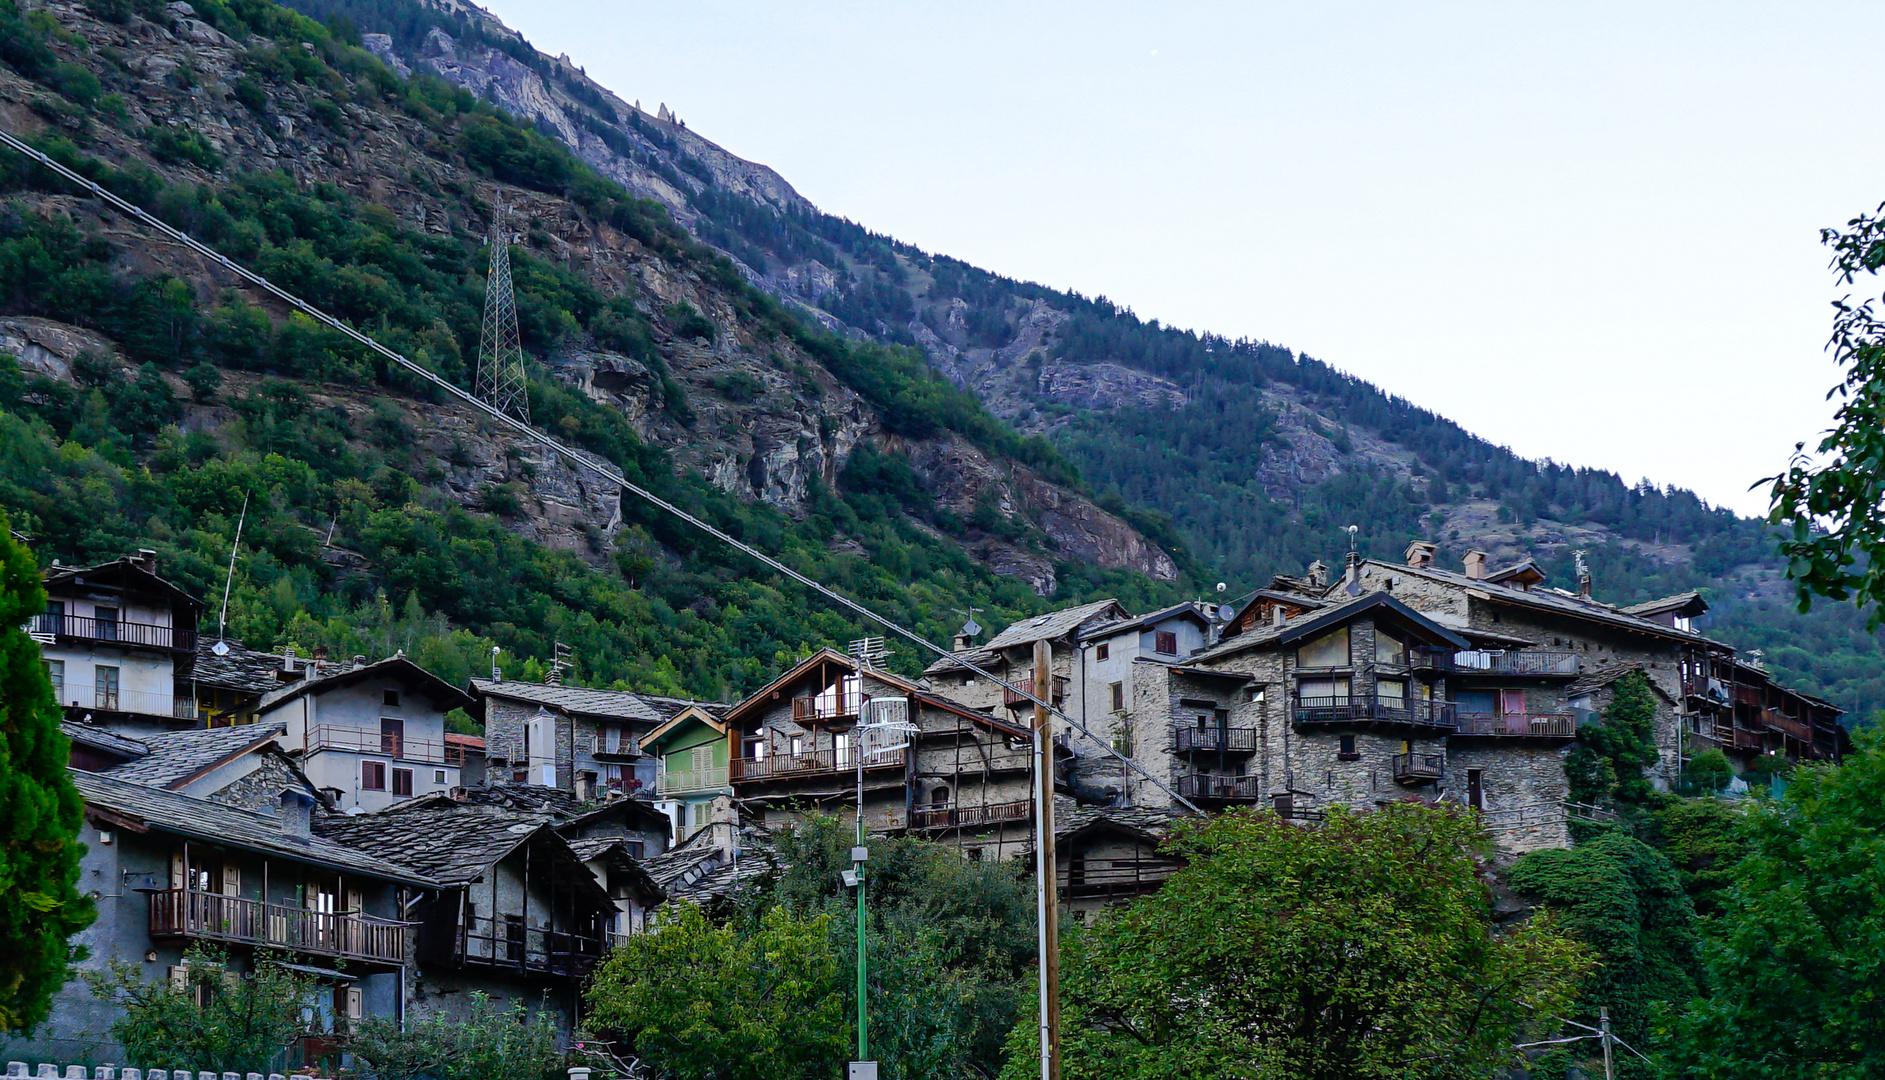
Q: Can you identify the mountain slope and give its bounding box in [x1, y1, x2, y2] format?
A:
[0, 0, 1189, 700]
[297, 0, 1885, 723]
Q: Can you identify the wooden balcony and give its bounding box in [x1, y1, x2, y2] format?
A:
[306, 725, 469, 766]
[147, 888, 405, 969]
[1392, 752, 1446, 783]
[1292, 695, 1457, 731]
[1176, 773, 1261, 801]
[791, 690, 861, 723]
[459, 915, 604, 979]
[28, 612, 195, 654]
[1450, 712, 1577, 739]
[909, 798, 1033, 831]
[592, 734, 642, 760]
[1004, 675, 1068, 711]
[730, 747, 904, 783]
[1452, 651, 1580, 676]
[59, 686, 198, 721]
[1174, 727, 1259, 753]
[1762, 711, 1812, 742]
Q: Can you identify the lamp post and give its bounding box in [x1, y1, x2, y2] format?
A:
[846, 700, 916, 1080]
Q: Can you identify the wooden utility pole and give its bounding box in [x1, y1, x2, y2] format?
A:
[1032, 639, 1062, 1080]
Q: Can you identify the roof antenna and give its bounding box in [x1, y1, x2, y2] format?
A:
[212, 491, 250, 657]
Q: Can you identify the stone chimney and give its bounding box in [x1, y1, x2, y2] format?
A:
[1342, 550, 1363, 594]
[573, 771, 594, 803]
[130, 548, 158, 574]
[953, 629, 974, 652]
[277, 789, 313, 836]
[352, 654, 367, 672]
[1404, 541, 1437, 569]
[1578, 570, 1593, 598]
[1463, 551, 1490, 581]
[1306, 560, 1328, 589]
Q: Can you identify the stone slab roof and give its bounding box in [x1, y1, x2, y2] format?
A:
[191, 638, 287, 694]
[102, 722, 285, 789]
[73, 769, 434, 887]
[1565, 662, 1675, 703]
[1190, 591, 1468, 665]
[312, 805, 543, 885]
[1365, 559, 1729, 646]
[62, 721, 147, 759]
[925, 598, 1126, 674]
[468, 680, 728, 724]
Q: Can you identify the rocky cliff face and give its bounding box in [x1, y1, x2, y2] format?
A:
[0, 0, 1176, 593]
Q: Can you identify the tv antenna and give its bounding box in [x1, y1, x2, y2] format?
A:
[212, 491, 250, 656]
[474, 205, 530, 423]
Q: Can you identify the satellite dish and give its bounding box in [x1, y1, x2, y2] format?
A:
[1216, 604, 1236, 621]
[211, 639, 231, 657]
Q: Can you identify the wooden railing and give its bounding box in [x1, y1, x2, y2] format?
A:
[28, 613, 194, 652]
[147, 888, 405, 966]
[730, 747, 904, 783]
[1004, 675, 1068, 710]
[1292, 696, 1457, 729]
[791, 690, 861, 722]
[656, 765, 729, 794]
[1174, 727, 1259, 753]
[1176, 774, 1261, 801]
[460, 915, 603, 978]
[910, 798, 1033, 830]
[593, 734, 642, 758]
[1453, 650, 1580, 676]
[306, 725, 468, 766]
[1392, 752, 1446, 782]
[1762, 711, 1813, 742]
[1451, 712, 1577, 738]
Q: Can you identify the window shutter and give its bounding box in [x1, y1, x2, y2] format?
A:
[221, 862, 241, 898]
[168, 965, 189, 991]
[346, 887, 364, 915]
[345, 986, 364, 1020]
[170, 848, 186, 890]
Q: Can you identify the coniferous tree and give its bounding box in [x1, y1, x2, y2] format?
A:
[0, 517, 93, 1034]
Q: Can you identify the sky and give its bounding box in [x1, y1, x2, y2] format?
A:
[480, 0, 1885, 518]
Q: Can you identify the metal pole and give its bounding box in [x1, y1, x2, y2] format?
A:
[1032, 640, 1061, 1080]
[1599, 1006, 1614, 1080]
[856, 727, 868, 1063]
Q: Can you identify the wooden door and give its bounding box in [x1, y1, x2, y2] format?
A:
[1467, 768, 1484, 810]
[1500, 690, 1527, 735]
[380, 717, 405, 758]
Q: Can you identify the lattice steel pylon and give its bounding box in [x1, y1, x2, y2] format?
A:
[474, 212, 530, 423]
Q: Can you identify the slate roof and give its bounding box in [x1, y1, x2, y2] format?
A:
[72, 769, 434, 887]
[1052, 800, 1191, 843]
[62, 721, 147, 760]
[1363, 559, 1728, 646]
[924, 598, 1127, 674]
[468, 680, 727, 724]
[259, 657, 474, 713]
[102, 722, 285, 789]
[1622, 591, 1709, 619]
[1083, 602, 1211, 641]
[190, 638, 287, 694]
[312, 805, 546, 885]
[1189, 591, 1469, 665]
[1562, 662, 1677, 704]
[44, 555, 202, 611]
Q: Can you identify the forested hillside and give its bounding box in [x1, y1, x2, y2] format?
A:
[0, 0, 1184, 700]
[276, 0, 1885, 723]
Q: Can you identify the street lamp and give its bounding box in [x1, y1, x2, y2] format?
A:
[847, 699, 917, 1080]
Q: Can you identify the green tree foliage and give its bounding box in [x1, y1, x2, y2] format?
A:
[1010, 805, 1591, 1080]
[0, 514, 92, 1034]
[1508, 832, 1702, 1071]
[1568, 672, 1661, 808]
[1767, 200, 1885, 628]
[84, 947, 315, 1072]
[1645, 797, 1745, 917]
[1684, 747, 1735, 793]
[348, 991, 559, 1080]
[1664, 733, 1885, 1078]
[585, 905, 848, 1080]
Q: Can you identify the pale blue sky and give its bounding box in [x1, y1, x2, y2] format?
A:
[481, 1, 1885, 517]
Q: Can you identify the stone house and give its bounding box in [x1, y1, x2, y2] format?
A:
[16, 770, 434, 1065]
[1045, 804, 1188, 923]
[313, 804, 617, 1035]
[725, 649, 1039, 861]
[260, 657, 477, 813]
[65, 721, 320, 813]
[921, 598, 1132, 716]
[466, 677, 725, 798]
[30, 552, 203, 732]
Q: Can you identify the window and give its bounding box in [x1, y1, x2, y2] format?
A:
[95, 665, 119, 710]
[380, 718, 405, 759]
[434, 769, 446, 784]
[43, 660, 63, 704]
[1338, 735, 1359, 760]
[392, 768, 413, 797]
[1375, 631, 1404, 664]
[1096, 642, 1110, 661]
[1297, 676, 1350, 704]
[45, 599, 64, 634]
[745, 737, 767, 761]
[1154, 630, 1177, 655]
[689, 801, 706, 828]
[1109, 682, 1124, 712]
[362, 761, 387, 790]
[1376, 678, 1407, 703]
[965, 846, 983, 861]
[1296, 627, 1350, 667]
[789, 734, 804, 757]
[383, 689, 400, 707]
[835, 732, 851, 768]
[94, 606, 119, 641]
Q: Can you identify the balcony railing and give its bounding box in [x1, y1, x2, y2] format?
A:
[460, 915, 603, 978]
[1762, 712, 1813, 742]
[1292, 695, 1457, 729]
[61, 685, 198, 720]
[730, 747, 904, 783]
[1451, 712, 1578, 738]
[656, 765, 729, 795]
[148, 888, 405, 967]
[28, 613, 194, 652]
[306, 724, 469, 766]
[1392, 752, 1446, 783]
[1408, 647, 1455, 673]
[910, 798, 1033, 831]
[1453, 651, 1581, 676]
[1174, 727, 1259, 753]
[791, 690, 861, 723]
[1004, 675, 1069, 711]
[1176, 773, 1261, 801]
[593, 734, 642, 759]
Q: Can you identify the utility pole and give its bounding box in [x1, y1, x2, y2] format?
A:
[855, 733, 869, 1066]
[1599, 1006, 1614, 1080]
[1032, 639, 1062, 1080]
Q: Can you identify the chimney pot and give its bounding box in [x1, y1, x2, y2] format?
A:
[1404, 540, 1437, 569]
[352, 654, 366, 670]
[1463, 551, 1490, 581]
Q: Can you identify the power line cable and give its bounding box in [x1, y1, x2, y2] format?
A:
[0, 127, 1202, 814]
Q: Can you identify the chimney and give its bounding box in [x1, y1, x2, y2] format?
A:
[277, 645, 304, 682]
[573, 772, 594, 803]
[352, 654, 367, 671]
[1404, 541, 1437, 569]
[953, 629, 974, 652]
[1463, 551, 1489, 581]
[131, 548, 158, 574]
[1578, 570, 1593, 598]
[1342, 551, 1363, 595]
[1306, 560, 1328, 589]
[277, 789, 314, 836]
